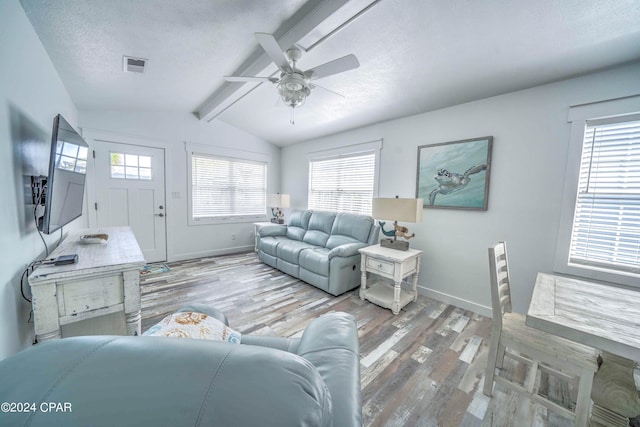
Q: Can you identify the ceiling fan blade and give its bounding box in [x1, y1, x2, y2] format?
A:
[309, 83, 345, 98]
[254, 33, 292, 74]
[304, 54, 359, 80]
[225, 76, 278, 83]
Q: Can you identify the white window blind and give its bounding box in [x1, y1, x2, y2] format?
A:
[568, 116, 640, 275]
[191, 153, 266, 219]
[308, 152, 375, 215]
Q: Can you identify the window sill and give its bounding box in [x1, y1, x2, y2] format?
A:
[553, 262, 640, 289]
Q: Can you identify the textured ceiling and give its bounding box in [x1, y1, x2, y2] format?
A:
[19, 0, 640, 146]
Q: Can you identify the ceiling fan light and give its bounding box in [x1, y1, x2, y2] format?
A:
[280, 90, 306, 107]
[285, 81, 303, 91]
[277, 75, 311, 108]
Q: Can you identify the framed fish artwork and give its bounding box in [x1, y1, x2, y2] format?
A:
[416, 136, 493, 210]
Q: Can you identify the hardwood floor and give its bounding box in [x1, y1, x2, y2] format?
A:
[140, 252, 577, 427]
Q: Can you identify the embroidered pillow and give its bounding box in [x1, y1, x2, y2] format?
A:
[143, 311, 241, 344]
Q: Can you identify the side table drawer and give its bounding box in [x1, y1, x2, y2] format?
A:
[366, 257, 395, 276]
[58, 275, 124, 316]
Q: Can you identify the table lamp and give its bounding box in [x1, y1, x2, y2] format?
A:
[268, 193, 290, 224]
[372, 196, 423, 250]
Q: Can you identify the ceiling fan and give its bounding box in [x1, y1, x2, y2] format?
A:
[225, 33, 359, 122]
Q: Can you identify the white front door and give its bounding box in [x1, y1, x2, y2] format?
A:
[91, 140, 167, 262]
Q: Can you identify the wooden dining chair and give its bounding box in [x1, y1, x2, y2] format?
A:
[483, 241, 599, 426]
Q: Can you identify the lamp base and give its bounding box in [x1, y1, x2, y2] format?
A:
[380, 238, 409, 251]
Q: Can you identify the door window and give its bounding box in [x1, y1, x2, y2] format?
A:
[110, 152, 152, 180]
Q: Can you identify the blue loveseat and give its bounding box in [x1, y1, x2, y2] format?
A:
[257, 210, 379, 296]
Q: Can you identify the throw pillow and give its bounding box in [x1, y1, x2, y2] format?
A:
[143, 311, 241, 343]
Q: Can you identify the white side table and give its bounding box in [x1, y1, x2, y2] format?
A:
[359, 244, 423, 315]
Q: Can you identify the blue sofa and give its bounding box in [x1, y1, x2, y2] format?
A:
[0, 305, 361, 427]
[257, 210, 380, 296]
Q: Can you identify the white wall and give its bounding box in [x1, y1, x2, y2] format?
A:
[78, 110, 281, 261]
[0, 0, 79, 359]
[0, 0, 279, 359]
[281, 62, 640, 316]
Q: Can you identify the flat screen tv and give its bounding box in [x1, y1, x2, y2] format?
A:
[38, 114, 89, 234]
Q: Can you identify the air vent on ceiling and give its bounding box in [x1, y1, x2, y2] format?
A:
[123, 56, 147, 73]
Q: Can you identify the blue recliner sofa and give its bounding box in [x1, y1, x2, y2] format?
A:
[257, 210, 380, 296]
[0, 305, 361, 427]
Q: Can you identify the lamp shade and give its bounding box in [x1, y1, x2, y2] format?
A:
[268, 193, 290, 208]
[372, 198, 423, 223]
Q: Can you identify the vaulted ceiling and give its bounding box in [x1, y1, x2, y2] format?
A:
[19, 0, 640, 145]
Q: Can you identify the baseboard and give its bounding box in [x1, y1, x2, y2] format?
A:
[417, 285, 492, 318]
[169, 245, 254, 262]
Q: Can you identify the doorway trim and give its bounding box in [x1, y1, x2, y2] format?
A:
[81, 128, 168, 262]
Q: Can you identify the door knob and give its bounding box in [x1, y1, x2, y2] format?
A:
[155, 213, 165, 217]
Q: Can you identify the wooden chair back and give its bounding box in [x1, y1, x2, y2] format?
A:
[488, 241, 513, 329]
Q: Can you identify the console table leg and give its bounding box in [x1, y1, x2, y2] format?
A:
[31, 282, 62, 342]
[36, 329, 62, 342]
[123, 269, 141, 335]
[125, 310, 141, 336]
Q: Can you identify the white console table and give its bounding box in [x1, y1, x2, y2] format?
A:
[29, 226, 145, 342]
[359, 244, 422, 315]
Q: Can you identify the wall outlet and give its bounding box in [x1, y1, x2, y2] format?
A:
[231, 233, 236, 240]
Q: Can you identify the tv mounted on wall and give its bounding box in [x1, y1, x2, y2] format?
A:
[35, 114, 89, 234]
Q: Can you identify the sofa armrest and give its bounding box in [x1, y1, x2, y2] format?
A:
[328, 242, 367, 259]
[241, 335, 300, 354]
[296, 312, 361, 427]
[258, 224, 287, 237]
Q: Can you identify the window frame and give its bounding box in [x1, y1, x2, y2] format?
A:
[109, 151, 152, 180]
[554, 96, 640, 287]
[307, 139, 382, 216]
[186, 144, 270, 226]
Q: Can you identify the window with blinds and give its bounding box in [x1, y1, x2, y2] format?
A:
[191, 153, 267, 220]
[308, 152, 376, 215]
[568, 115, 640, 275]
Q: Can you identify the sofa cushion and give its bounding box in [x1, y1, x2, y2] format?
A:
[326, 213, 375, 249]
[277, 240, 317, 264]
[259, 236, 287, 257]
[277, 258, 300, 278]
[299, 247, 331, 276]
[286, 210, 312, 241]
[303, 211, 337, 247]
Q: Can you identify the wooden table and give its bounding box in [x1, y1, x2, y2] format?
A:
[527, 272, 640, 426]
[29, 226, 145, 342]
[358, 244, 422, 315]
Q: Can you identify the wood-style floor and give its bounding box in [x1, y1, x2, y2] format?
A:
[140, 252, 576, 427]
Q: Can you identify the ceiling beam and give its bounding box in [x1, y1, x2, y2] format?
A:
[193, 0, 351, 122]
